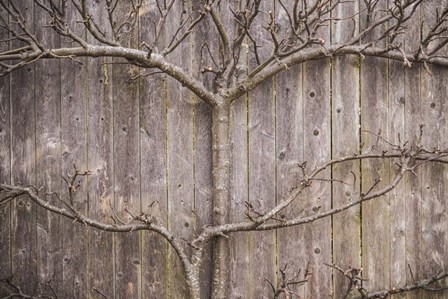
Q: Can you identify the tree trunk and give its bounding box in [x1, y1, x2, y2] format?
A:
[210, 98, 231, 299]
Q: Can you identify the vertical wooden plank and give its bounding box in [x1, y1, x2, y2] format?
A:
[60, 3, 88, 297]
[403, 14, 422, 299]
[420, 3, 448, 297]
[0, 6, 11, 293]
[139, 2, 168, 298]
[10, 0, 37, 294]
[331, 1, 361, 297]
[247, 1, 276, 297]
[229, 94, 250, 299]
[140, 74, 168, 298]
[34, 4, 63, 296]
[420, 66, 448, 299]
[275, 64, 304, 296]
[86, 2, 114, 297]
[112, 2, 141, 298]
[302, 56, 332, 298]
[361, 63, 391, 291]
[388, 54, 406, 299]
[387, 4, 422, 297]
[166, 1, 194, 297]
[360, 0, 390, 291]
[248, 78, 276, 298]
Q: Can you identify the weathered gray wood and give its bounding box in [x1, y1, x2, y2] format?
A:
[224, 1, 251, 297]
[361, 61, 391, 297]
[246, 1, 277, 297]
[3, 2, 448, 298]
[388, 59, 407, 299]
[403, 18, 422, 299]
[420, 4, 448, 295]
[276, 64, 305, 297]
[359, 0, 391, 293]
[59, 3, 88, 297]
[86, 2, 114, 297]
[0, 8, 11, 293]
[166, 2, 195, 297]
[112, 2, 141, 298]
[302, 58, 332, 298]
[387, 4, 422, 298]
[229, 95, 251, 299]
[34, 5, 63, 296]
[331, 3, 361, 298]
[248, 79, 276, 299]
[420, 64, 448, 299]
[361, 57, 391, 292]
[331, 23, 361, 299]
[10, 0, 37, 294]
[139, 2, 168, 297]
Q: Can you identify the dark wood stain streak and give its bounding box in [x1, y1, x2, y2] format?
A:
[0, 3, 11, 294]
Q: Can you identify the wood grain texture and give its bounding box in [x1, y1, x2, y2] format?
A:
[34, 4, 63, 296]
[229, 95, 250, 299]
[403, 16, 423, 299]
[0, 6, 11, 293]
[2, 1, 448, 298]
[403, 67, 422, 299]
[360, 0, 391, 293]
[139, 2, 168, 297]
[227, 1, 251, 297]
[360, 56, 391, 293]
[59, 3, 88, 297]
[246, 1, 277, 297]
[420, 3, 448, 294]
[302, 58, 332, 298]
[112, 2, 141, 298]
[388, 59, 407, 299]
[420, 64, 448, 299]
[10, 0, 37, 294]
[276, 64, 305, 297]
[420, 4, 448, 298]
[248, 78, 276, 299]
[86, 2, 114, 297]
[166, 2, 195, 297]
[331, 2, 361, 298]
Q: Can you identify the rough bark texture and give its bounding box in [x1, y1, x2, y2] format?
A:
[211, 99, 231, 299]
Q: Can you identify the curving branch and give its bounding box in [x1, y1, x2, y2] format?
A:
[0, 182, 201, 299]
[326, 263, 448, 299]
[194, 136, 448, 240]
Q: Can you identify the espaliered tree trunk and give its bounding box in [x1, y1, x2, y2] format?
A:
[210, 98, 231, 299]
[1, 1, 448, 298]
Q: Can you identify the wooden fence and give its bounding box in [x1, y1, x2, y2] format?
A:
[0, 1, 448, 298]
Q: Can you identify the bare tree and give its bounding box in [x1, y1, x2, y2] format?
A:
[1, 0, 448, 298]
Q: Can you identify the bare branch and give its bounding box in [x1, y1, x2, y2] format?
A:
[0, 182, 196, 294]
[328, 263, 448, 298]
